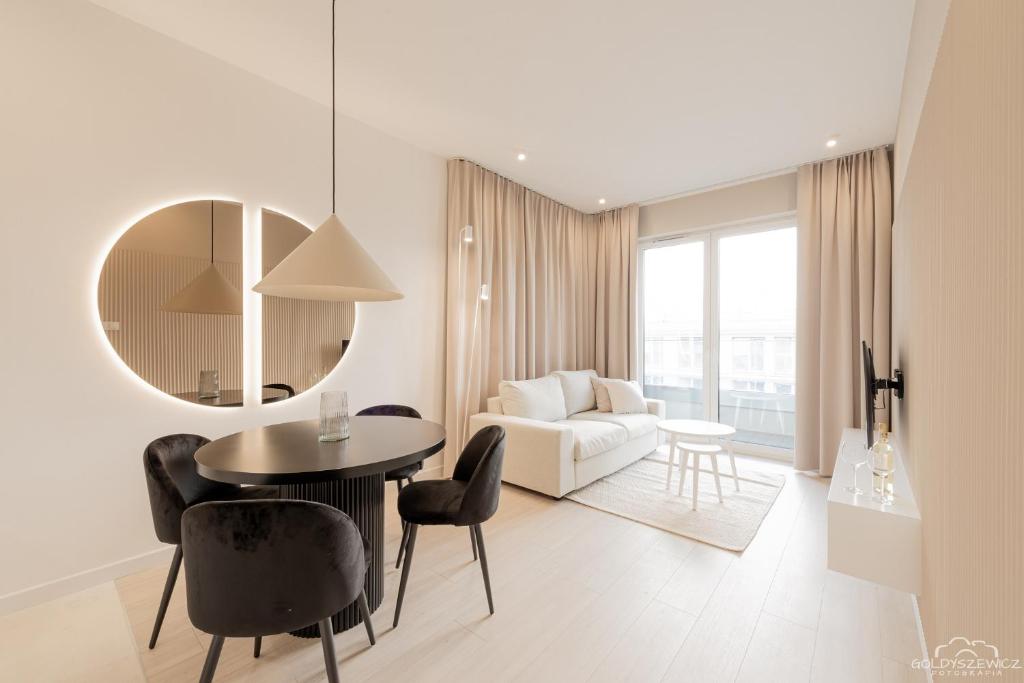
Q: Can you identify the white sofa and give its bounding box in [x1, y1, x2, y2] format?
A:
[467, 370, 666, 498]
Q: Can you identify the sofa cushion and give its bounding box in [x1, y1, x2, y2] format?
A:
[498, 376, 567, 421]
[605, 380, 648, 414]
[591, 377, 613, 412]
[554, 419, 627, 461]
[551, 369, 598, 415]
[569, 411, 660, 440]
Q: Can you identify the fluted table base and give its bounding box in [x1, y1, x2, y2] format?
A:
[281, 472, 385, 637]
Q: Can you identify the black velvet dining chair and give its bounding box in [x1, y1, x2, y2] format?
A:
[182, 499, 374, 683]
[142, 434, 278, 650]
[355, 404, 429, 567]
[393, 425, 506, 627]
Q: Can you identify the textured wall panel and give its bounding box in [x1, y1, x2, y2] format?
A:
[892, 0, 1023, 660]
[261, 284, 355, 395]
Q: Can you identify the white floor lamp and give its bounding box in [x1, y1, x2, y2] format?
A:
[456, 224, 488, 460]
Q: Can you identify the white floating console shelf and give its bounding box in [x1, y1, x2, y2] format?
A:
[827, 427, 921, 594]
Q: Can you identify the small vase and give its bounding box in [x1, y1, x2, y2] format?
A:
[198, 369, 220, 399]
[319, 390, 350, 442]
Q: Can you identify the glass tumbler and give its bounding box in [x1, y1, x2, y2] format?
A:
[842, 446, 867, 495]
[319, 390, 350, 442]
[198, 369, 220, 399]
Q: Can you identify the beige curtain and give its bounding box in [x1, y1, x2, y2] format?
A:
[795, 147, 892, 475]
[444, 159, 639, 470]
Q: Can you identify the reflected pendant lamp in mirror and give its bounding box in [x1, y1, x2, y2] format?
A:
[253, 0, 402, 303]
[162, 201, 243, 315]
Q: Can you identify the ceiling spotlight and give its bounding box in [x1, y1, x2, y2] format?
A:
[826, 137, 839, 148]
[516, 152, 527, 161]
[598, 198, 606, 205]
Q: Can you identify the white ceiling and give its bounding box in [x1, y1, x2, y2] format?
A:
[91, 0, 915, 211]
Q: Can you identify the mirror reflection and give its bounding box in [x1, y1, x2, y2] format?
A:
[261, 209, 355, 400]
[98, 200, 263, 406]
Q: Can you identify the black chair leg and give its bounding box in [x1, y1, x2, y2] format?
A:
[357, 590, 375, 645]
[473, 524, 494, 615]
[148, 545, 183, 649]
[395, 475, 407, 565]
[470, 526, 478, 561]
[393, 524, 418, 627]
[199, 635, 225, 683]
[400, 478, 415, 539]
[319, 617, 340, 683]
[396, 518, 411, 569]
[253, 636, 261, 658]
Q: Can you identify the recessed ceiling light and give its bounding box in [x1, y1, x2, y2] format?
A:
[826, 137, 839, 148]
[598, 198, 606, 205]
[516, 152, 527, 161]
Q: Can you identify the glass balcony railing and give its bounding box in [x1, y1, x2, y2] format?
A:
[719, 388, 794, 449]
[643, 382, 795, 450]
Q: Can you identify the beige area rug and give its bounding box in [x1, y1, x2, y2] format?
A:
[566, 455, 786, 551]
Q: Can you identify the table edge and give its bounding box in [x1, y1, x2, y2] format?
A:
[195, 421, 446, 485]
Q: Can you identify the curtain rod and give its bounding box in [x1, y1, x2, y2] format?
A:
[454, 143, 892, 214]
[449, 157, 620, 216]
[636, 144, 893, 207]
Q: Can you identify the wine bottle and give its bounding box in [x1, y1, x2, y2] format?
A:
[870, 422, 894, 504]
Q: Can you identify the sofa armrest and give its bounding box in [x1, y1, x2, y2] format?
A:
[468, 412, 575, 498]
[645, 398, 666, 420]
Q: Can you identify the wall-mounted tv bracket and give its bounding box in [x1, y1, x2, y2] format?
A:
[874, 369, 905, 399]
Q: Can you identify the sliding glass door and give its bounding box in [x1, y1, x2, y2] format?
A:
[641, 239, 705, 419]
[640, 222, 796, 453]
[717, 227, 796, 449]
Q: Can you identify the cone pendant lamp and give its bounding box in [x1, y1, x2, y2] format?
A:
[253, 0, 402, 303]
[162, 202, 243, 315]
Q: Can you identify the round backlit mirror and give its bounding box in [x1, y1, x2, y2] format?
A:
[260, 208, 355, 400]
[98, 200, 256, 407]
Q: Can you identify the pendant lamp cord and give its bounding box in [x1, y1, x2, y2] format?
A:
[331, 0, 336, 215]
[210, 200, 214, 263]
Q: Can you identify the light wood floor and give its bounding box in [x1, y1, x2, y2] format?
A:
[0, 452, 925, 682]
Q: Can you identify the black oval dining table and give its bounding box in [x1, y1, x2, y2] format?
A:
[194, 415, 445, 638]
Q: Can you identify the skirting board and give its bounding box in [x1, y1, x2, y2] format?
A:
[0, 464, 444, 617]
[0, 544, 176, 617]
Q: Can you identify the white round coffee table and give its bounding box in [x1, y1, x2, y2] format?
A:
[657, 419, 739, 508]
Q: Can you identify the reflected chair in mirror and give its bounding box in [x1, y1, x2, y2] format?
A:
[182, 500, 374, 683]
[142, 435, 279, 650]
[262, 383, 295, 398]
[355, 404, 431, 567]
[393, 425, 506, 627]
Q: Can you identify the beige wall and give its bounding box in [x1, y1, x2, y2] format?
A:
[893, 0, 951, 203]
[639, 172, 797, 238]
[0, 0, 446, 609]
[892, 0, 1023, 661]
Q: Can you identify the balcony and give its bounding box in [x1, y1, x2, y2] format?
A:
[643, 382, 795, 450]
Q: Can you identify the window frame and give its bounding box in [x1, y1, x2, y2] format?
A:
[637, 213, 797, 461]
